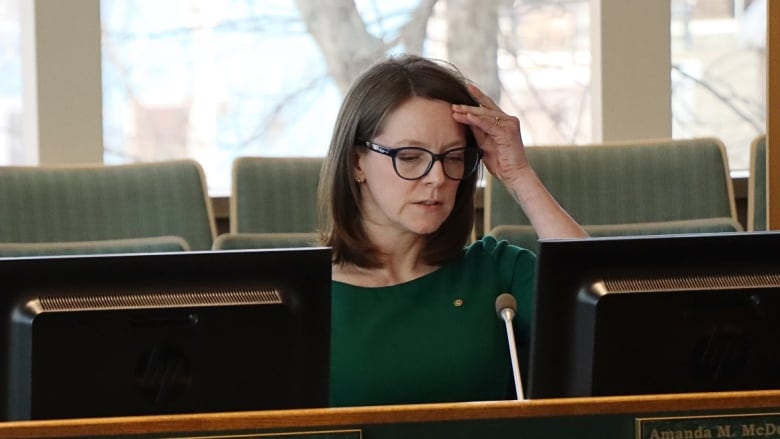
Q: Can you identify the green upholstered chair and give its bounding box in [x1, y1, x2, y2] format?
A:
[489, 217, 743, 256]
[212, 232, 319, 250]
[484, 137, 740, 241]
[748, 134, 767, 231]
[0, 160, 216, 251]
[0, 236, 190, 257]
[231, 157, 323, 233]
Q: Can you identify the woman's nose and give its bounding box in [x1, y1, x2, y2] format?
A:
[422, 159, 447, 184]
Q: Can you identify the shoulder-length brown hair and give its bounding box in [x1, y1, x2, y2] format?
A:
[318, 54, 480, 268]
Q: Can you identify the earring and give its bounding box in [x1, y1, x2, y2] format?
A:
[355, 176, 364, 183]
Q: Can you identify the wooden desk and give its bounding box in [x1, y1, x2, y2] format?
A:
[2, 390, 780, 438]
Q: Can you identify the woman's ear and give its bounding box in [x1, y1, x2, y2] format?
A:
[352, 150, 366, 183]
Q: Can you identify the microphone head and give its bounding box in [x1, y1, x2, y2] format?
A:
[495, 293, 517, 318]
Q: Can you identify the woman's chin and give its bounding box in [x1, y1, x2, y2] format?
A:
[408, 222, 447, 236]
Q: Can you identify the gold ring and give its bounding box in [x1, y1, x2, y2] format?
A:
[494, 116, 501, 128]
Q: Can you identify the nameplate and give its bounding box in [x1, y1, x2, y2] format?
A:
[637, 413, 780, 439]
[159, 430, 361, 439]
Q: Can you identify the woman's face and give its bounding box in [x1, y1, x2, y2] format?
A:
[355, 96, 466, 237]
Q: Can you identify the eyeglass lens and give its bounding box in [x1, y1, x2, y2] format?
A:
[394, 148, 480, 180]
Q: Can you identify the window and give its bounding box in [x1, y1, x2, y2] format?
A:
[101, 0, 591, 194]
[671, 0, 766, 172]
[0, 0, 22, 165]
[6, 2, 768, 192]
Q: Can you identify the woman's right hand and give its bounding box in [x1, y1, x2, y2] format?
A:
[451, 83, 530, 187]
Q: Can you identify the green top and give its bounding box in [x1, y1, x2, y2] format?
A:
[330, 236, 536, 407]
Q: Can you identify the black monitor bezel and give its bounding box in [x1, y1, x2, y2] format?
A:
[527, 231, 780, 399]
[0, 247, 331, 420]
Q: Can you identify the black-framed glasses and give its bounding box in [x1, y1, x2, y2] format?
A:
[362, 141, 482, 181]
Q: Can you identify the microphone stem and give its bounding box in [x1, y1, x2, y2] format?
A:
[502, 311, 524, 400]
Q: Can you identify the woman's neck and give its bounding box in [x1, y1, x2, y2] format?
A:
[333, 229, 437, 287]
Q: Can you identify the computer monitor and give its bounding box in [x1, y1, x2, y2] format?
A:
[0, 247, 331, 420]
[527, 232, 780, 399]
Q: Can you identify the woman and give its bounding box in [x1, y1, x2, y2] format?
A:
[318, 54, 586, 407]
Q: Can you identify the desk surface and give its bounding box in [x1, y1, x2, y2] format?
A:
[2, 390, 780, 438]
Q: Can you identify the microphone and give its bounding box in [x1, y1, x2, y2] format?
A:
[495, 293, 524, 400]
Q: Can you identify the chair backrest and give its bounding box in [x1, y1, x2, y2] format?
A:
[0, 160, 216, 250]
[212, 232, 319, 250]
[484, 137, 738, 234]
[748, 134, 767, 231]
[231, 157, 323, 233]
[0, 236, 190, 257]
[489, 217, 743, 256]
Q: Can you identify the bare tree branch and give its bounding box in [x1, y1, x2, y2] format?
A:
[295, 0, 441, 93]
[446, 0, 501, 101]
[672, 64, 764, 132]
[398, 0, 439, 54]
[235, 73, 330, 153]
[294, 0, 385, 93]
